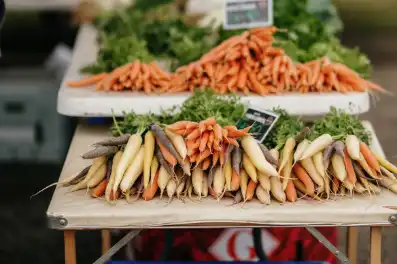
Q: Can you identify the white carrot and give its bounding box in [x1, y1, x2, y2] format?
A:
[293, 139, 309, 165]
[224, 157, 232, 190]
[269, 149, 279, 162]
[313, 151, 325, 178]
[143, 131, 155, 189]
[87, 163, 107, 188]
[113, 134, 142, 194]
[202, 174, 208, 197]
[270, 176, 286, 203]
[367, 181, 381, 194]
[166, 179, 177, 203]
[150, 156, 159, 184]
[158, 165, 171, 198]
[240, 169, 249, 200]
[165, 129, 187, 160]
[192, 167, 203, 199]
[176, 177, 186, 199]
[373, 152, 397, 174]
[258, 171, 270, 192]
[345, 135, 360, 160]
[279, 137, 296, 173]
[120, 146, 145, 193]
[379, 176, 397, 194]
[243, 152, 258, 182]
[331, 154, 347, 182]
[301, 134, 333, 160]
[105, 151, 123, 202]
[300, 158, 324, 192]
[241, 136, 279, 177]
[213, 166, 225, 199]
[281, 151, 293, 191]
[256, 185, 271, 205]
[70, 156, 106, 192]
[354, 182, 366, 194]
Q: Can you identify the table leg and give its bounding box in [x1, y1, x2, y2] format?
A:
[64, 230, 76, 264]
[347, 227, 358, 264]
[101, 230, 111, 255]
[370, 226, 382, 264]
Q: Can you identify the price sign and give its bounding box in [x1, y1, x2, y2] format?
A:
[236, 107, 279, 143]
[224, 0, 273, 30]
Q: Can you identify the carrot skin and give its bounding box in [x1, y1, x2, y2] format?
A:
[360, 142, 381, 172]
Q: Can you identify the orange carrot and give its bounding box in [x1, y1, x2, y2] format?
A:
[190, 152, 199, 163]
[91, 179, 107, 198]
[213, 124, 223, 144]
[67, 72, 108, 88]
[129, 60, 141, 81]
[157, 140, 177, 167]
[237, 69, 248, 89]
[186, 128, 201, 141]
[227, 127, 250, 137]
[167, 121, 189, 132]
[202, 157, 211, 170]
[285, 180, 297, 202]
[142, 170, 159, 201]
[200, 132, 210, 152]
[332, 177, 340, 194]
[360, 142, 381, 172]
[207, 131, 215, 150]
[293, 163, 315, 196]
[343, 148, 357, 185]
[199, 117, 217, 133]
[196, 149, 211, 164]
[231, 169, 240, 191]
[248, 72, 267, 96]
[219, 144, 225, 166]
[226, 138, 239, 147]
[245, 179, 257, 201]
[212, 151, 219, 167]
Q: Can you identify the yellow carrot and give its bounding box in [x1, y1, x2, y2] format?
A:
[144, 131, 155, 189]
[242, 152, 258, 182]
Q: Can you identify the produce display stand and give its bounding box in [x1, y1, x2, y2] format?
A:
[57, 25, 371, 117]
[47, 121, 396, 264]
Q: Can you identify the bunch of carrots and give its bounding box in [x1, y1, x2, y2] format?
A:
[66, 61, 172, 92]
[274, 131, 397, 202]
[52, 117, 397, 205]
[66, 26, 386, 95]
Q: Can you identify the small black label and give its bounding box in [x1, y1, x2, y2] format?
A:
[236, 107, 279, 143]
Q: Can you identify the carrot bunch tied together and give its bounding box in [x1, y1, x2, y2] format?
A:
[167, 117, 251, 170]
[170, 27, 279, 94]
[67, 60, 172, 92]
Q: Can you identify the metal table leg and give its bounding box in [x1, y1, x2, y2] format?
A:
[64, 230, 76, 264]
[93, 230, 141, 264]
[370, 226, 382, 264]
[306, 227, 350, 264]
[347, 227, 358, 264]
[101, 230, 111, 255]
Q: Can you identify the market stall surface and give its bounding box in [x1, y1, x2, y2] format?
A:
[47, 121, 395, 230]
[57, 25, 370, 117]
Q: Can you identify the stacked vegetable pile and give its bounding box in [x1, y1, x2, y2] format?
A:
[67, 27, 386, 95]
[57, 115, 397, 205]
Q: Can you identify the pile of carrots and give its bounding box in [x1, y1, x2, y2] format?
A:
[54, 117, 397, 205]
[66, 61, 172, 92]
[66, 26, 387, 95]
